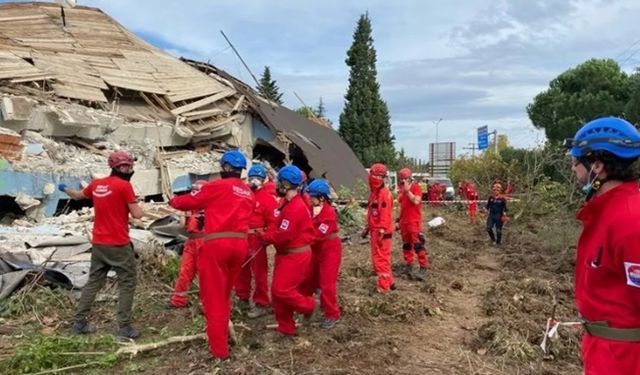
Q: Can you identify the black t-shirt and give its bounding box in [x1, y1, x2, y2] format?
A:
[486, 196, 507, 218]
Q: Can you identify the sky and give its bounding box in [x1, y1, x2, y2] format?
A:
[4, 0, 640, 161]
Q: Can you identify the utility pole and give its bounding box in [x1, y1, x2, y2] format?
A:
[432, 118, 443, 145]
[463, 142, 477, 156]
[219, 30, 260, 88]
[489, 130, 498, 153]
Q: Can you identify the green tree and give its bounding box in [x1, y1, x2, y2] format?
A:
[295, 106, 318, 118]
[625, 70, 640, 125]
[527, 59, 630, 143]
[316, 97, 327, 118]
[339, 13, 395, 167]
[257, 66, 284, 104]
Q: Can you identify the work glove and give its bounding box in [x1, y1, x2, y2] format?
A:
[418, 232, 426, 245]
[58, 183, 67, 192]
[360, 225, 370, 239]
[394, 218, 400, 232]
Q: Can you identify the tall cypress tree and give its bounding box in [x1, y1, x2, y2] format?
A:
[257, 66, 284, 104]
[339, 13, 395, 167]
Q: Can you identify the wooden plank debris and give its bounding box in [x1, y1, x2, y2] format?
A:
[170, 90, 236, 116]
[52, 83, 108, 102]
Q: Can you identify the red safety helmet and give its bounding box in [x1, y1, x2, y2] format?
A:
[108, 151, 134, 169]
[369, 163, 388, 177]
[398, 168, 412, 180]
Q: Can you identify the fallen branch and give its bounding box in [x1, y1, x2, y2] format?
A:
[115, 333, 206, 357]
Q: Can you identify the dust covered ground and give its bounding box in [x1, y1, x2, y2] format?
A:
[0, 206, 583, 375]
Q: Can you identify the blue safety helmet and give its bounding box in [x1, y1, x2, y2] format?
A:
[306, 179, 331, 198]
[277, 165, 303, 186]
[220, 150, 247, 169]
[248, 163, 267, 178]
[564, 117, 640, 159]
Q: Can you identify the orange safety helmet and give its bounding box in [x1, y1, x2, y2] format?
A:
[369, 163, 388, 177]
[398, 168, 412, 180]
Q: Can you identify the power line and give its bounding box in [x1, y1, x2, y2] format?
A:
[615, 38, 640, 60]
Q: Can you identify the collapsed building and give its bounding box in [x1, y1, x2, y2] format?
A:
[0, 2, 366, 299]
[0, 1, 366, 220]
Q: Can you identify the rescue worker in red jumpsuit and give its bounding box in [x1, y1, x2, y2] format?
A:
[397, 168, 428, 281]
[465, 181, 479, 225]
[235, 164, 277, 318]
[167, 180, 207, 309]
[59, 151, 144, 340]
[300, 179, 342, 329]
[427, 183, 437, 207]
[259, 165, 316, 336]
[505, 179, 514, 196]
[363, 163, 395, 293]
[565, 117, 640, 374]
[169, 150, 254, 360]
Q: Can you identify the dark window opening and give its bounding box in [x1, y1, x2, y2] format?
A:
[54, 198, 93, 216]
[0, 196, 25, 225]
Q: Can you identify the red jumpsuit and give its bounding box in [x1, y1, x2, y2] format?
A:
[301, 202, 342, 321]
[427, 184, 437, 207]
[467, 184, 478, 224]
[169, 212, 204, 307]
[261, 194, 316, 335]
[367, 186, 395, 292]
[235, 185, 278, 307]
[398, 183, 428, 268]
[575, 182, 640, 374]
[169, 178, 254, 359]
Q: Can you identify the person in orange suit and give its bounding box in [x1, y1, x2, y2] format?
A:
[167, 180, 207, 309]
[169, 150, 254, 360]
[363, 163, 395, 293]
[397, 168, 428, 281]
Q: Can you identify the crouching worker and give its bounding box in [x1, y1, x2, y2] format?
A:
[236, 164, 278, 318]
[167, 180, 207, 309]
[259, 165, 316, 337]
[58, 151, 143, 340]
[301, 179, 342, 329]
[169, 150, 254, 360]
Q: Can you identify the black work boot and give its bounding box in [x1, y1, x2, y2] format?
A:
[412, 267, 427, 282]
[400, 264, 412, 278]
[117, 325, 140, 340]
[72, 320, 96, 335]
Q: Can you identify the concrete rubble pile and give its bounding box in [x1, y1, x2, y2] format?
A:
[0, 203, 187, 302]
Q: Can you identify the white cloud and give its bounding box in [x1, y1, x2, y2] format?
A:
[5, 0, 640, 160]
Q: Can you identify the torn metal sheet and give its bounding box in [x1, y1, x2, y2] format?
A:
[25, 235, 89, 248]
[0, 270, 29, 301]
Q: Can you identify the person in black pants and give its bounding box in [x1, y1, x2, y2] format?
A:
[485, 183, 507, 245]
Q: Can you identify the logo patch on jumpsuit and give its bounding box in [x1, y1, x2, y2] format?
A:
[318, 223, 329, 234]
[624, 262, 640, 288]
[280, 219, 290, 230]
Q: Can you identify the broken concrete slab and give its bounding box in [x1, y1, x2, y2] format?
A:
[0, 96, 33, 122]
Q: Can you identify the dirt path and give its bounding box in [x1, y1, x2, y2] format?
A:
[387, 242, 511, 375]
